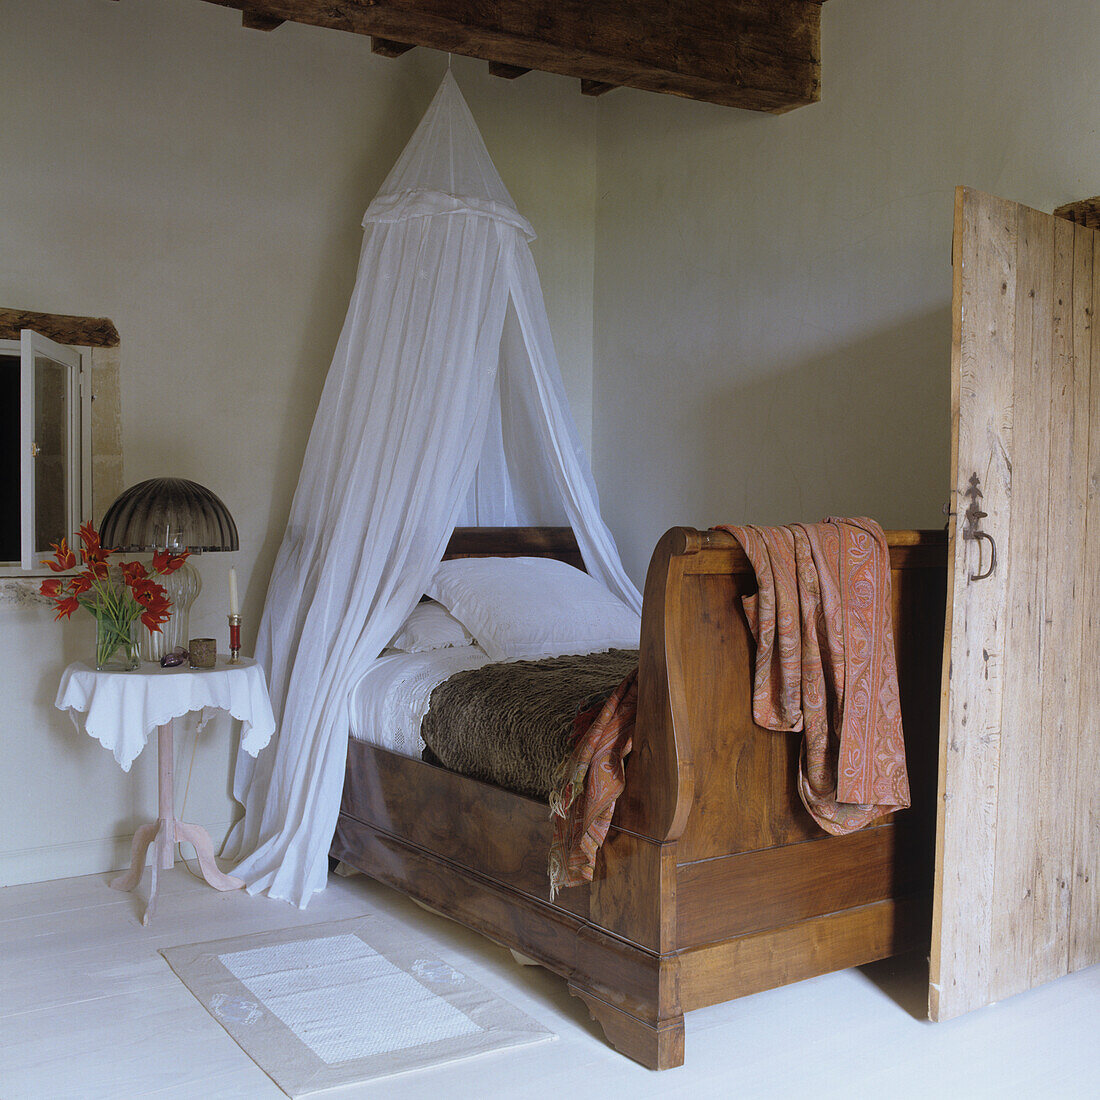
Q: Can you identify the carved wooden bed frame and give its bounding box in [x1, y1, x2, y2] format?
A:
[332, 525, 947, 1069]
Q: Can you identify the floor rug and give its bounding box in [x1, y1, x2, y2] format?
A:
[161, 913, 555, 1096]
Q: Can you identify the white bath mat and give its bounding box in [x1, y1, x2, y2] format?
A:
[161, 914, 554, 1096]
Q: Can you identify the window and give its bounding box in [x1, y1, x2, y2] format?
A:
[0, 329, 91, 572]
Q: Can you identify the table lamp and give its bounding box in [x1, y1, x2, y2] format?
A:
[98, 478, 238, 662]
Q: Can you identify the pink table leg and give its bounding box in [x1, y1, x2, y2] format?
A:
[109, 718, 243, 924]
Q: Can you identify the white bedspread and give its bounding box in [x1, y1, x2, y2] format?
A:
[348, 646, 492, 758]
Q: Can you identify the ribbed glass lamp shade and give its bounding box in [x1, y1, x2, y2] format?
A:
[99, 478, 238, 553]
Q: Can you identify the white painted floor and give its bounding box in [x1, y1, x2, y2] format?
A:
[1, 864, 1097, 1099]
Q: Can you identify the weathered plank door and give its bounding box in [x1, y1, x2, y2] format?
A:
[929, 186, 1100, 1021]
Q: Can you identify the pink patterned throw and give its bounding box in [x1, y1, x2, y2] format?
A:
[548, 668, 639, 898]
[718, 517, 910, 834]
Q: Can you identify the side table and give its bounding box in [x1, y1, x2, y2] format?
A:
[56, 656, 276, 925]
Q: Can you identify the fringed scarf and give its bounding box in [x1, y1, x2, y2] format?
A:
[719, 517, 910, 833]
[548, 668, 638, 898]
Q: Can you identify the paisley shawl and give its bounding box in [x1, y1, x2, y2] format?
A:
[548, 668, 638, 897]
[719, 517, 910, 834]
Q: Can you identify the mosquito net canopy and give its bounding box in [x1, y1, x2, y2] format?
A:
[225, 73, 641, 907]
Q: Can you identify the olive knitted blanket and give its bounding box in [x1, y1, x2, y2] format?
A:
[422, 648, 639, 801]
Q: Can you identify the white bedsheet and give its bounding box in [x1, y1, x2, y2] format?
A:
[348, 646, 492, 758]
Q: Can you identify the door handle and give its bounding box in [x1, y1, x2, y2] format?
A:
[962, 473, 997, 581]
[968, 530, 996, 581]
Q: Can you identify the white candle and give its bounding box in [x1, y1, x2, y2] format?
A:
[229, 567, 239, 615]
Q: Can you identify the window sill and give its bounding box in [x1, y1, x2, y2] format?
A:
[0, 567, 73, 579]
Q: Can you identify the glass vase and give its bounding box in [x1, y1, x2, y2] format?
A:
[95, 609, 139, 671]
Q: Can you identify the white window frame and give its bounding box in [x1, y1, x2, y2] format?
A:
[0, 330, 91, 575]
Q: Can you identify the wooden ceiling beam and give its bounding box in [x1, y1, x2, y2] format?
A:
[197, 0, 824, 113]
[1053, 196, 1100, 230]
[488, 61, 530, 80]
[580, 80, 617, 98]
[371, 36, 415, 58]
[242, 11, 285, 30]
[0, 308, 120, 348]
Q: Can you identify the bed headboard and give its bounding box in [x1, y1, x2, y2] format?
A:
[444, 527, 586, 572]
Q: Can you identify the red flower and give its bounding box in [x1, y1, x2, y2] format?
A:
[52, 596, 80, 620]
[41, 522, 179, 637]
[44, 538, 76, 572]
[129, 576, 154, 600]
[152, 548, 189, 575]
[140, 609, 170, 632]
[134, 580, 171, 632]
[121, 561, 147, 584]
[132, 578, 165, 602]
[78, 521, 111, 565]
[134, 579, 168, 607]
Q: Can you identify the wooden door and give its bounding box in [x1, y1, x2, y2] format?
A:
[930, 187, 1100, 1021]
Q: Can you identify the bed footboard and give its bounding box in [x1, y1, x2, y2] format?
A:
[633, 527, 946, 1015]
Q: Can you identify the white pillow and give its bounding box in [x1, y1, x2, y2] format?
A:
[426, 556, 641, 662]
[387, 599, 475, 653]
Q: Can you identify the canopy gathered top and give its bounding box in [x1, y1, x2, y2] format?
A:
[225, 73, 641, 907]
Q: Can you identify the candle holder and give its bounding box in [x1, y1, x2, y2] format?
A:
[228, 613, 242, 663]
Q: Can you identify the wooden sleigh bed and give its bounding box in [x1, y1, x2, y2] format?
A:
[331, 525, 947, 1069]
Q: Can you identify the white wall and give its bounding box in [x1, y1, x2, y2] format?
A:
[0, 0, 596, 884]
[592, 0, 1100, 583]
[6, 0, 1099, 888]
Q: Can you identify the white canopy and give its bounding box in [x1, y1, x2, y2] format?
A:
[225, 73, 640, 907]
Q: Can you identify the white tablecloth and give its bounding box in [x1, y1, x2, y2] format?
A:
[56, 657, 276, 772]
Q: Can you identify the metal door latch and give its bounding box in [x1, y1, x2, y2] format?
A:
[962, 473, 996, 581]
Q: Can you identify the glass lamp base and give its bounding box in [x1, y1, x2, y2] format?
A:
[139, 558, 202, 662]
